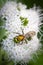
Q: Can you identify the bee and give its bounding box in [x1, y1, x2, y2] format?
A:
[13, 27, 36, 45]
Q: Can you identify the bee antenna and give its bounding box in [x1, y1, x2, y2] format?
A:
[20, 27, 24, 35]
[13, 32, 21, 34]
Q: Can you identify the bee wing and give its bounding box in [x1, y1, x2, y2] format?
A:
[28, 31, 36, 37]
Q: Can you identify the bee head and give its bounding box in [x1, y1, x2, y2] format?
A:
[13, 37, 20, 43]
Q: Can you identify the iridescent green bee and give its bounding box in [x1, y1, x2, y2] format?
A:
[13, 27, 36, 45]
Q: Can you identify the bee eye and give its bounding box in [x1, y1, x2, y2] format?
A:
[27, 36, 32, 41]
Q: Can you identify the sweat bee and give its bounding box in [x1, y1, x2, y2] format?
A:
[13, 27, 36, 45]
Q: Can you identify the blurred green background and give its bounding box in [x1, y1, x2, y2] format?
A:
[0, 0, 43, 65]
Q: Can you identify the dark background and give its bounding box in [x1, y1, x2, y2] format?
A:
[18, 0, 43, 8]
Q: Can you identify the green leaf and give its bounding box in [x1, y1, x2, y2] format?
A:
[41, 36, 43, 41]
[40, 26, 43, 31]
[22, 18, 28, 26]
[20, 16, 29, 26]
[37, 32, 41, 39]
[0, 0, 6, 9]
[6, 61, 14, 65]
[20, 16, 25, 20]
[0, 17, 5, 26]
[0, 28, 7, 41]
[0, 48, 10, 65]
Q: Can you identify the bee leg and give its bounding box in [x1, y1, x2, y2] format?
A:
[25, 39, 28, 44]
[20, 41, 24, 45]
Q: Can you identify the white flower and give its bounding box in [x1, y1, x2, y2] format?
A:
[0, 1, 43, 63]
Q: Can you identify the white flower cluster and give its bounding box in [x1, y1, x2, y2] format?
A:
[0, 1, 43, 63]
